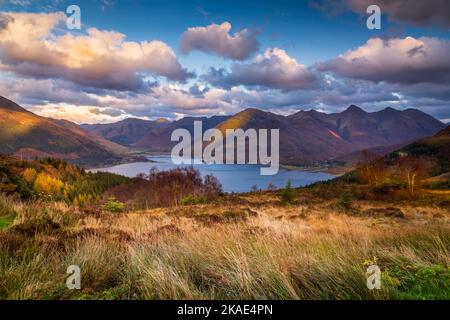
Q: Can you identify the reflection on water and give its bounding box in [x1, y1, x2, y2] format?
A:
[90, 155, 334, 193]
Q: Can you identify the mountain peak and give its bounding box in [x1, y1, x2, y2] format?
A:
[381, 107, 398, 113]
[239, 107, 265, 116]
[345, 105, 366, 113]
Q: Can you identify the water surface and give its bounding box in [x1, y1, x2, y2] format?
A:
[90, 155, 334, 193]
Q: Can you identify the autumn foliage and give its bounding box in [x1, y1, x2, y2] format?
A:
[0, 155, 129, 205]
[107, 167, 223, 208]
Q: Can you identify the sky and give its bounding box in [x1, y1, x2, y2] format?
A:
[0, 0, 449, 123]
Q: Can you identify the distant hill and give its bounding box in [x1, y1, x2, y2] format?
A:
[84, 105, 446, 165]
[0, 96, 125, 166]
[82, 115, 231, 152]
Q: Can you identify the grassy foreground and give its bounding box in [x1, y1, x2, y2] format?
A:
[0, 190, 449, 300]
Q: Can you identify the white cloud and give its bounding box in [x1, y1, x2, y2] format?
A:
[181, 22, 259, 60]
[318, 37, 450, 84]
[0, 12, 192, 91]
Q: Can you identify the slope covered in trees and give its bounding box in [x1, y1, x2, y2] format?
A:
[0, 155, 130, 206]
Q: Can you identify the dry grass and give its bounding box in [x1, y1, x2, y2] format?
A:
[0, 193, 449, 300]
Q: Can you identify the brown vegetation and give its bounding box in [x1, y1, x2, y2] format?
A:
[106, 167, 222, 209]
[0, 177, 449, 300]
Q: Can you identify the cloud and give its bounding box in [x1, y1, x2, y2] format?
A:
[180, 22, 259, 60]
[204, 48, 319, 90]
[345, 0, 450, 27]
[0, 12, 193, 91]
[4, 72, 450, 123]
[29, 103, 135, 124]
[311, 0, 450, 27]
[318, 37, 450, 84]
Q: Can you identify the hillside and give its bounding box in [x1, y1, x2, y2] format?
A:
[82, 115, 231, 151]
[386, 125, 450, 177]
[84, 105, 445, 165]
[0, 96, 125, 166]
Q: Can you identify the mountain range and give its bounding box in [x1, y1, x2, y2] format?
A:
[0, 95, 445, 167]
[82, 104, 446, 165]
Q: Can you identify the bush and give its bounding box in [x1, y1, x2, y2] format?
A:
[279, 180, 295, 205]
[385, 265, 450, 299]
[337, 191, 353, 211]
[102, 197, 125, 213]
[371, 178, 403, 194]
[33, 173, 64, 200]
[181, 194, 207, 205]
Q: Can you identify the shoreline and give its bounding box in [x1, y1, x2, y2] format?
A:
[89, 153, 348, 177]
[281, 164, 353, 176]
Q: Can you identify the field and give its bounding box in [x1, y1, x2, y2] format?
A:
[1, 187, 449, 300]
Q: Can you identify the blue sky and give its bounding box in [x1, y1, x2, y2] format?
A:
[0, 0, 449, 123]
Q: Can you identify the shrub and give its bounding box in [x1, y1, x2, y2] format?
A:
[385, 265, 450, 299]
[22, 168, 37, 184]
[181, 194, 207, 205]
[279, 179, 295, 205]
[34, 173, 64, 199]
[337, 191, 353, 211]
[371, 178, 403, 194]
[103, 197, 125, 213]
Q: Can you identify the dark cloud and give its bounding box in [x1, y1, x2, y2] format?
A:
[189, 84, 209, 97]
[345, 0, 450, 27]
[204, 48, 319, 91]
[311, 0, 450, 27]
[0, 13, 15, 31]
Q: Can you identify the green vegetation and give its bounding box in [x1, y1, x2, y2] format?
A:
[0, 215, 15, 230]
[181, 194, 207, 205]
[0, 196, 16, 230]
[102, 197, 125, 213]
[337, 190, 353, 211]
[383, 265, 450, 299]
[279, 179, 295, 205]
[0, 155, 130, 206]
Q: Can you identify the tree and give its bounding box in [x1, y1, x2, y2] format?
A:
[267, 182, 277, 191]
[279, 179, 295, 204]
[33, 173, 64, 197]
[357, 150, 386, 185]
[203, 174, 223, 200]
[22, 168, 37, 184]
[337, 191, 353, 211]
[399, 156, 426, 193]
